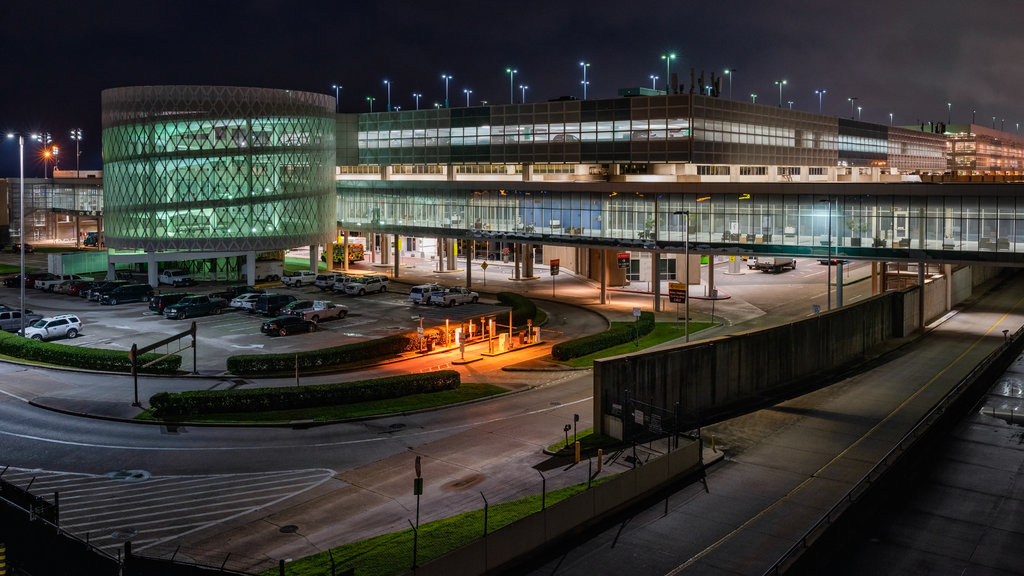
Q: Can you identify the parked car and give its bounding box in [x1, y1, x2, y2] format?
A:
[281, 270, 318, 287]
[314, 273, 340, 291]
[83, 231, 102, 247]
[254, 293, 297, 316]
[330, 274, 357, 293]
[343, 274, 390, 296]
[281, 299, 315, 315]
[818, 258, 850, 265]
[66, 280, 96, 297]
[11, 243, 34, 253]
[229, 293, 262, 311]
[163, 295, 227, 319]
[148, 292, 193, 314]
[19, 314, 83, 341]
[100, 283, 154, 305]
[158, 268, 195, 287]
[207, 285, 264, 300]
[87, 280, 130, 301]
[288, 300, 348, 323]
[23, 272, 55, 289]
[0, 309, 42, 332]
[36, 274, 86, 292]
[409, 283, 444, 305]
[53, 279, 83, 294]
[260, 314, 317, 336]
[429, 286, 480, 307]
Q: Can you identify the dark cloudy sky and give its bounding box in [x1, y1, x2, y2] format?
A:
[2, 0, 1022, 175]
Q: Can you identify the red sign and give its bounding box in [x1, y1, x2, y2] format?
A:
[550, 259, 560, 276]
[617, 252, 630, 269]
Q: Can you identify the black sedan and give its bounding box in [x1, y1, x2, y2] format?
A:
[260, 314, 317, 336]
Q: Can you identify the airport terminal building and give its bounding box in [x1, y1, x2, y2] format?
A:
[5, 85, 1024, 298]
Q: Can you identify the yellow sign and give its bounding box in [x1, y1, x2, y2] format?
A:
[481, 262, 489, 270]
[729, 256, 735, 261]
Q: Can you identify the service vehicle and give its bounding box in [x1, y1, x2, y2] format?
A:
[288, 300, 348, 323]
[35, 274, 86, 292]
[163, 295, 227, 319]
[260, 314, 317, 336]
[158, 268, 195, 287]
[321, 243, 365, 265]
[754, 257, 797, 273]
[429, 286, 480, 307]
[343, 274, 390, 296]
[83, 231, 102, 247]
[20, 314, 83, 341]
[409, 283, 444, 305]
[281, 270, 318, 287]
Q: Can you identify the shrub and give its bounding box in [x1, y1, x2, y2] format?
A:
[227, 334, 415, 375]
[0, 331, 181, 373]
[149, 370, 461, 417]
[550, 311, 656, 360]
[496, 292, 538, 327]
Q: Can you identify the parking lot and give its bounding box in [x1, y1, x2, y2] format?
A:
[1, 275, 498, 373]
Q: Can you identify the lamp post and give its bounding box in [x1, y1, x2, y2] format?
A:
[815, 89, 826, 114]
[725, 69, 735, 99]
[579, 61, 590, 99]
[774, 79, 787, 107]
[661, 53, 676, 94]
[674, 211, 691, 342]
[506, 68, 516, 104]
[464, 89, 472, 107]
[819, 198, 834, 311]
[383, 80, 391, 111]
[857, 106, 862, 121]
[441, 74, 452, 108]
[412, 93, 422, 110]
[848, 97, 858, 119]
[519, 84, 527, 103]
[69, 128, 82, 177]
[788, 100, 794, 109]
[6, 132, 34, 336]
[750, 93, 758, 104]
[650, 75, 659, 91]
[889, 112, 894, 126]
[366, 96, 375, 112]
[947, 102, 951, 125]
[332, 84, 341, 112]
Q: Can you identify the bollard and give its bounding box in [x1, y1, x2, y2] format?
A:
[597, 449, 603, 472]
[574, 441, 581, 464]
[0, 541, 6, 576]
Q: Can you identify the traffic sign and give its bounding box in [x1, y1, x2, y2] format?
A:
[669, 282, 687, 303]
[480, 261, 488, 270]
[617, 252, 630, 269]
[550, 259, 560, 276]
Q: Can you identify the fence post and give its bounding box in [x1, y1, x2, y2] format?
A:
[481, 492, 489, 536]
[538, 470, 546, 510]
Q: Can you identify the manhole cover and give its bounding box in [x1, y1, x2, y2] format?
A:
[280, 525, 299, 534]
[106, 469, 151, 482]
[110, 528, 139, 540]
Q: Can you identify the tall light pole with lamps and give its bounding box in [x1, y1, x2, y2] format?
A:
[519, 84, 528, 103]
[858, 106, 862, 121]
[947, 102, 952, 125]
[441, 74, 452, 108]
[819, 198, 834, 311]
[889, 112, 894, 126]
[650, 75, 659, 91]
[383, 80, 392, 111]
[506, 68, 516, 104]
[70, 128, 82, 177]
[724, 69, 735, 99]
[413, 93, 422, 110]
[464, 89, 472, 107]
[774, 79, 787, 107]
[661, 53, 676, 94]
[6, 132, 36, 336]
[815, 89, 826, 114]
[366, 96, 375, 112]
[750, 93, 758, 104]
[332, 84, 341, 112]
[579, 61, 590, 99]
[848, 97, 858, 119]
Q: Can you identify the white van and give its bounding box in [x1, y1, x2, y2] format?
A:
[408, 283, 443, 305]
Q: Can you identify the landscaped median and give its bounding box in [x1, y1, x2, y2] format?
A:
[0, 331, 181, 373]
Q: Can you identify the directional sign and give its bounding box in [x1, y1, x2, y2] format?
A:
[668, 282, 687, 303]
[550, 259, 560, 276]
[617, 252, 630, 269]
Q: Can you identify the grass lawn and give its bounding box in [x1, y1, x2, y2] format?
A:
[562, 321, 715, 368]
[136, 382, 508, 423]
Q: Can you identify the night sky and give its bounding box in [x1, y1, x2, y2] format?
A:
[3, 0, 1022, 176]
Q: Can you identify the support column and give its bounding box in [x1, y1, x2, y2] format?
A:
[600, 250, 607, 305]
[342, 230, 349, 272]
[465, 240, 473, 287]
[944, 263, 952, 312]
[245, 251, 257, 285]
[446, 238, 456, 271]
[513, 243, 522, 280]
[74, 216, 80, 249]
[325, 242, 335, 272]
[394, 237, 401, 278]
[835, 260, 844, 307]
[380, 234, 391, 266]
[652, 252, 662, 312]
[308, 245, 318, 273]
[522, 244, 533, 277]
[918, 263, 926, 329]
[707, 254, 715, 296]
[146, 252, 158, 286]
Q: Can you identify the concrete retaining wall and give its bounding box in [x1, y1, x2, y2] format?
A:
[406, 441, 701, 576]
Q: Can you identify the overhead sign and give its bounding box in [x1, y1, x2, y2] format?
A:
[669, 282, 687, 303]
[550, 259, 560, 276]
[617, 252, 630, 269]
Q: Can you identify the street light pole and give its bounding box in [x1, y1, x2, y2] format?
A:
[683, 211, 690, 342]
[890, 112, 894, 126]
[6, 133, 32, 336]
[366, 96, 375, 112]
[464, 89, 472, 107]
[661, 53, 676, 94]
[725, 69, 735, 99]
[774, 79, 787, 107]
[383, 80, 391, 111]
[579, 61, 590, 99]
[441, 74, 452, 108]
[750, 93, 758, 104]
[947, 102, 952, 125]
[650, 75, 658, 91]
[70, 128, 82, 177]
[412, 93, 421, 110]
[848, 97, 858, 119]
[519, 84, 527, 103]
[858, 106, 862, 121]
[506, 68, 516, 104]
[332, 84, 341, 112]
[815, 89, 826, 114]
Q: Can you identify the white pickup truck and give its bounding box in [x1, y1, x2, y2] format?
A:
[281, 270, 317, 287]
[289, 300, 348, 323]
[35, 274, 85, 292]
[429, 286, 480, 307]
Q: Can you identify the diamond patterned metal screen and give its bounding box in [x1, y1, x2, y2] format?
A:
[101, 85, 336, 252]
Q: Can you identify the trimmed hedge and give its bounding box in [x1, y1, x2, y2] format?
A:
[496, 292, 538, 327]
[0, 331, 182, 373]
[226, 334, 415, 375]
[550, 311, 656, 360]
[149, 370, 461, 417]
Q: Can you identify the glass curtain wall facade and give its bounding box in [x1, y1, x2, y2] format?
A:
[102, 86, 336, 252]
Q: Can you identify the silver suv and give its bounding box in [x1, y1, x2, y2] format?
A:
[20, 314, 83, 341]
[344, 274, 390, 296]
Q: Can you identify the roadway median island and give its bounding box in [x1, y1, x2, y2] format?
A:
[0, 331, 181, 374]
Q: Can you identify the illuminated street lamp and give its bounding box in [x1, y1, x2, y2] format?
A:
[774, 79, 787, 107]
[441, 74, 453, 108]
[750, 93, 758, 104]
[413, 92, 422, 110]
[464, 88, 472, 107]
[947, 102, 952, 125]
[857, 106, 862, 121]
[332, 84, 341, 112]
[788, 100, 794, 109]
[848, 97, 858, 119]
[889, 112, 894, 126]
[6, 132, 37, 336]
[69, 128, 82, 177]
[661, 53, 676, 94]
[366, 96, 375, 112]
[383, 79, 392, 111]
[650, 75, 659, 91]
[724, 68, 735, 99]
[506, 67, 517, 104]
[519, 84, 528, 103]
[815, 89, 826, 114]
[579, 61, 590, 99]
